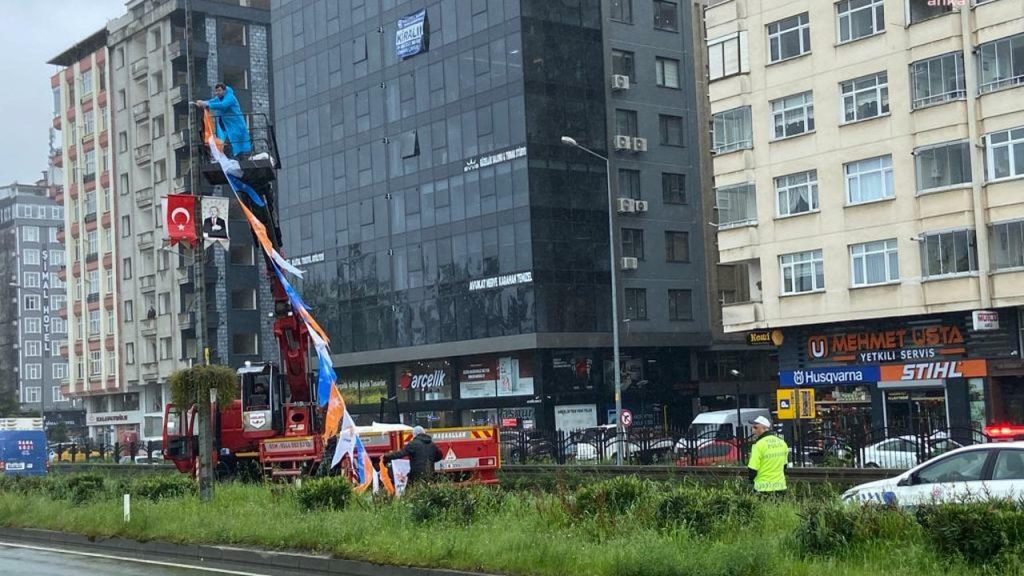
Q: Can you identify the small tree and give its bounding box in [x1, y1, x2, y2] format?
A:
[169, 364, 238, 414]
[49, 422, 69, 443]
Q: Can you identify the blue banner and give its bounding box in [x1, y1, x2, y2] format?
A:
[396, 9, 428, 59]
[779, 365, 880, 388]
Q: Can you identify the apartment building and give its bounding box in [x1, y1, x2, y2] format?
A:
[0, 180, 81, 435]
[48, 30, 123, 444]
[104, 0, 272, 443]
[705, 0, 1024, 433]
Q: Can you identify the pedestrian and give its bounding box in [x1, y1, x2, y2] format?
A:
[747, 416, 788, 498]
[382, 426, 443, 486]
[195, 82, 252, 157]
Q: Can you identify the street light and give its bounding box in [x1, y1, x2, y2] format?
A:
[560, 135, 624, 466]
[730, 369, 743, 444]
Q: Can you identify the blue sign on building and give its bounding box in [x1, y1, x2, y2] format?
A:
[779, 365, 881, 388]
[396, 9, 429, 60]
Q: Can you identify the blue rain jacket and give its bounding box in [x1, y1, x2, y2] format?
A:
[207, 86, 252, 155]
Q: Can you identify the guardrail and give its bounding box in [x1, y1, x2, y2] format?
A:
[499, 464, 904, 486]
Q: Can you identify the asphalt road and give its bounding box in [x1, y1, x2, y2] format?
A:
[0, 543, 268, 576]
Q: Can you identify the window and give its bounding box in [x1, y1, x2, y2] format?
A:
[221, 20, 247, 46]
[653, 0, 678, 31]
[776, 170, 819, 217]
[233, 333, 259, 355]
[230, 245, 255, 265]
[992, 450, 1024, 481]
[154, 160, 166, 183]
[24, 249, 40, 265]
[51, 295, 65, 312]
[780, 250, 825, 294]
[152, 115, 165, 139]
[770, 92, 814, 139]
[158, 292, 170, 315]
[911, 53, 965, 109]
[24, 317, 41, 334]
[915, 141, 971, 192]
[48, 227, 58, 243]
[52, 386, 66, 403]
[51, 250, 64, 266]
[979, 34, 1024, 94]
[87, 230, 98, 255]
[22, 226, 39, 242]
[850, 239, 900, 286]
[837, 0, 884, 43]
[611, 50, 635, 82]
[659, 115, 684, 146]
[23, 387, 41, 404]
[79, 70, 93, 95]
[120, 173, 129, 195]
[231, 289, 257, 310]
[768, 13, 811, 63]
[53, 363, 68, 380]
[716, 183, 757, 228]
[23, 272, 40, 289]
[24, 341, 42, 357]
[24, 295, 40, 311]
[655, 57, 680, 88]
[89, 310, 100, 335]
[985, 127, 1024, 181]
[712, 107, 752, 153]
[665, 231, 690, 262]
[83, 113, 95, 137]
[909, 0, 954, 25]
[916, 451, 987, 484]
[624, 288, 648, 320]
[662, 173, 686, 204]
[921, 229, 978, 278]
[621, 228, 645, 260]
[222, 66, 248, 90]
[841, 72, 889, 123]
[121, 215, 131, 237]
[124, 300, 134, 322]
[668, 290, 693, 321]
[845, 155, 894, 204]
[51, 317, 66, 334]
[90, 351, 101, 376]
[992, 220, 1024, 270]
[618, 170, 641, 200]
[123, 257, 132, 279]
[160, 337, 173, 360]
[615, 109, 638, 137]
[149, 71, 164, 96]
[708, 32, 748, 80]
[125, 342, 135, 365]
[610, 0, 632, 23]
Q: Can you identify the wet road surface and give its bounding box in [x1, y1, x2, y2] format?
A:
[0, 543, 267, 575]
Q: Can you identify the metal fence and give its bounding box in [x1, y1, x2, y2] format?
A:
[499, 423, 993, 470]
[196, 112, 279, 166]
[47, 440, 164, 465]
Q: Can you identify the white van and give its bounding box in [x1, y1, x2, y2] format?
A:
[674, 408, 771, 455]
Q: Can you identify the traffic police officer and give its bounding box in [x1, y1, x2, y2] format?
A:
[747, 416, 788, 496]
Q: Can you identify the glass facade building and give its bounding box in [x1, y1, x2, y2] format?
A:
[272, 0, 715, 430]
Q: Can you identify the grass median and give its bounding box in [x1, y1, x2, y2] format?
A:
[0, 473, 1021, 576]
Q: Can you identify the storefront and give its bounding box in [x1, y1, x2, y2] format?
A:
[776, 310, 1022, 435]
[85, 410, 143, 444]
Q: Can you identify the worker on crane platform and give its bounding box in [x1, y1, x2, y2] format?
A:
[195, 82, 252, 158]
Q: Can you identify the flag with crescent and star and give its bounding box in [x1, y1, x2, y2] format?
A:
[162, 194, 198, 246]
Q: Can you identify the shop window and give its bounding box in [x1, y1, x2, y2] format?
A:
[335, 370, 389, 406]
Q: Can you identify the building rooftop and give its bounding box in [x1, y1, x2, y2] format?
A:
[47, 28, 108, 67]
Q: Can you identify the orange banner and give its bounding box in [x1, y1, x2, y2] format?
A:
[879, 359, 987, 381]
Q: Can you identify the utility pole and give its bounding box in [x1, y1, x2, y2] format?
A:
[183, 0, 213, 501]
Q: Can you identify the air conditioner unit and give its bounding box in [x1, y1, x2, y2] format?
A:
[620, 257, 639, 270]
[634, 200, 649, 213]
[616, 198, 636, 213]
[632, 137, 648, 152]
[614, 135, 633, 151]
[611, 74, 631, 90]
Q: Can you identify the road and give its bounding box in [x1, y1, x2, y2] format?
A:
[0, 543, 268, 576]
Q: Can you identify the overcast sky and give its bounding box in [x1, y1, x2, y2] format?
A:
[0, 0, 126, 185]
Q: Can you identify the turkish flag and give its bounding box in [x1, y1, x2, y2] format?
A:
[163, 194, 198, 246]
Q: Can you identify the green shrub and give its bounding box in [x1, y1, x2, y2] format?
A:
[655, 485, 761, 534]
[64, 474, 107, 505]
[294, 476, 354, 511]
[405, 483, 505, 523]
[795, 501, 918, 557]
[573, 476, 660, 518]
[129, 475, 195, 501]
[917, 501, 1024, 565]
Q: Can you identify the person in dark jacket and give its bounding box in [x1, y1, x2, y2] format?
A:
[195, 83, 252, 157]
[383, 426, 443, 485]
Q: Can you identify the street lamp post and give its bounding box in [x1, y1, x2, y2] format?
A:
[730, 369, 743, 450]
[560, 136, 624, 466]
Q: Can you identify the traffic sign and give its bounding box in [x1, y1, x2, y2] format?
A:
[777, 389, 796, 420]
[620, 409, 633, 428]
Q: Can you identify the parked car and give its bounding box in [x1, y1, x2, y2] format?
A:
[859, 435, 961, 469]
[674, 409, 771, 456]
[574, 425, 675, 464]
[843, 442, 1024, 507]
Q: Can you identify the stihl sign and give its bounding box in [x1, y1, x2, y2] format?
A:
[879, 359, 987, 381]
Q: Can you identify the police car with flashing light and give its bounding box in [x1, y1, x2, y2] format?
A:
[842, 436, 1024, 508]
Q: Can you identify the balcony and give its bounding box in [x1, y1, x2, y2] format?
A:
[172, 175, 188, 193]
[132, 101, 150, 121]
[135, 185, 154, 207]
[141, 318, 157, 337]
[171, 128, 189, 150]
[168, 39, 207, 63]
[177, 311, 195, 329]
[134, 143, 151, 165]
[130, 57, 148, 79]
[138, 231, 154, 250]
[169, 84, 187, 106]
[177, 267, 194, 286]
[139, 274, 157, 293]
[722, 301, 764, 330]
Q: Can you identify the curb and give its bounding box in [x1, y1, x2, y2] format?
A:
[0, 526, 494, 576]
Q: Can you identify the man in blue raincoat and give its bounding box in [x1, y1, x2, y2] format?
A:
[195, 83, 252, 157]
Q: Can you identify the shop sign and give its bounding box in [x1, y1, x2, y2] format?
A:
[554, 404, 597, 432]
[747, 329, 783, 346]
[463, 145, 527, 173]
[780, 366, 880, 388]
[879, 359, 987, 381]
[781, 359, 987, 387]
[459, 356, 534, 398]
[972, 310, 999, 331]
[400, 370, 446, 390]
[86, 411, 139, 426]
[468, 271, 533, 292]
[806, 325, 965, 363]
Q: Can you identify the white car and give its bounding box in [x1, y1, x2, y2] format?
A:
[574, 425, 674, 463]
[842, 442, 1024, 507]
[859, 435, 961, 469]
